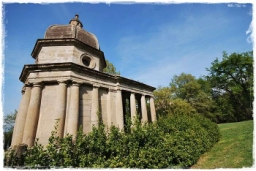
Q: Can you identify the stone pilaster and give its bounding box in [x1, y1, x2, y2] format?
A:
[66, 82, 80, 138]
[11, 84, 32, 147]
[91, 84, 99, 128]
[107, 88, 113, 128]
[116, 87, 124, 129]
[150, 96, 157, 122]
[22, 82, 43, 147]
[54, 80, 67, 138]
[141, 94, 148, 123]
[130, 92, 136, 123]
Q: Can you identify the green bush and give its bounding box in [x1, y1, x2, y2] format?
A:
[157, 113, 220, 167]
[4, 113, 220, 168]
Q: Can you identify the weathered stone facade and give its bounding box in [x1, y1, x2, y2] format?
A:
[11, 15, 156, 147]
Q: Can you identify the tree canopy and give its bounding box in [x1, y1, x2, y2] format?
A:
[103, 60, 120, 75]
[4, 110, 17, 150]
[207, 51, 253, 122]
[154, 51, 253, 123]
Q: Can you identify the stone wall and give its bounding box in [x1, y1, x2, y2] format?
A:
[99, 88, 108, 127]
[79, 85, 92, 134]
[37, 45, 102, 71]
[12, 63, 156, 147]
[36, 84, 58, 146]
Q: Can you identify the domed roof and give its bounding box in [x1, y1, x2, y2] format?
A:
[44, 15, 100, 50]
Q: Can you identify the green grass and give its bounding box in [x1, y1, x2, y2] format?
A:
[192, 120, 254, 169]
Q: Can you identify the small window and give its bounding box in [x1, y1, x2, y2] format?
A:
[82, 56, 91, 67]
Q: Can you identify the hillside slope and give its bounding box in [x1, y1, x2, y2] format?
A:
[192, 120, 253, 168]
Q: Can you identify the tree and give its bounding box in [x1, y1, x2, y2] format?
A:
[207, 51, 253, 122]
[169, 73, 201, 103]
[153, 86, 173, 116]
[169, 73, 218, 121]
[4, 110, 17, 150]
[103, 60, 120, 75]
[154, 73, 218, 121]
[169, 98, 196, 115]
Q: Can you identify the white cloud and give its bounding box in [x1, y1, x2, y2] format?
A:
[246, 21, 253, 44]
[115, 12, 233, 87]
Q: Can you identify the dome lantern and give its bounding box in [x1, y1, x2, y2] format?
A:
[32, 14, 106, 72]
[44, 15, 99, 50]
[69, 14, 83, 28]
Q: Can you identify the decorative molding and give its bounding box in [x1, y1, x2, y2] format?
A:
[20, 63, 156, 92]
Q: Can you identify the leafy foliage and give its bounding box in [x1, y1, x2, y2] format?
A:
[153, 86, 173, 116]
[169, 98, 196, 115]
[103, 60, 120, 75]
[170, 73, 201, 103]
[154, 73, 217, 121]
[4, 113, 220, 168]
[207, 51, 253, 122]
[3, 110, 17, 132]
[154, 51, 253, 123]
[157, 113, 220, 167]
[3, 110, 17, 150]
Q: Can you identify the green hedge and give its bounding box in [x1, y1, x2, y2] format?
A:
[4, 113, 220, 168]
[157, 113, 220, 167]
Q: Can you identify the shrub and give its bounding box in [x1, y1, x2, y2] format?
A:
[4, 113, 220, 168]
[157, 113, 220, 167]
[169, 98, 196, 115]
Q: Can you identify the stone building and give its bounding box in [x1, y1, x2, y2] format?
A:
[11, 15, 156, 147]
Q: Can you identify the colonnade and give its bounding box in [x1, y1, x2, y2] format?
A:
[11, 80, 157, 147]
[122, 91, 156, 125]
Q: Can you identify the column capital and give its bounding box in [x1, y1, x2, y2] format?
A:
[21, 84, 33, 94]
[57, 79, 68, 84]
[93, 84, 100, 88]
[71, 82, 80, 87]
[21, 86, 26, 94]
[150, 95, 155, 99]
[24, 82, 33, 87]
[108, 87, 116, 92]
[116, 87, 122, 91]
[70, 79, 83, 85]
[116, 85, 123, 91]
[33, 82, 43, 88]
[115, 82, 122, 91]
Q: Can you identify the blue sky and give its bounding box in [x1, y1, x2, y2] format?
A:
[1, 2, 253, 115]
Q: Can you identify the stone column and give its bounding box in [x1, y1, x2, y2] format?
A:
[107, 88, 113, 128]
[116, 87, 124, 129]
[22, 82, 43, 147]
[66, 82, 80, 138]
[130, 92, 136, 123]
[150, 96, 157, 122]
[141, 94, 148, 123]
[54, 80, 67, 138]
[11, 84, 32, 147]
[91, 84, 99, 128]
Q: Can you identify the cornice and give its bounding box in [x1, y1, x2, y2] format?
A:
[31, 38, 106, 68]
[20, 62, 156, 92]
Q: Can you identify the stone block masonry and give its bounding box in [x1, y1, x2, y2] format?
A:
[11, 15, 157, 147]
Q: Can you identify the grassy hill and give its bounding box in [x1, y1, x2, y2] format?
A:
[192, 120, 253, 169]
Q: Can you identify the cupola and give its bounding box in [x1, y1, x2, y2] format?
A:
[44, 14, 99, 50]
[31, 15, 106, 72]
